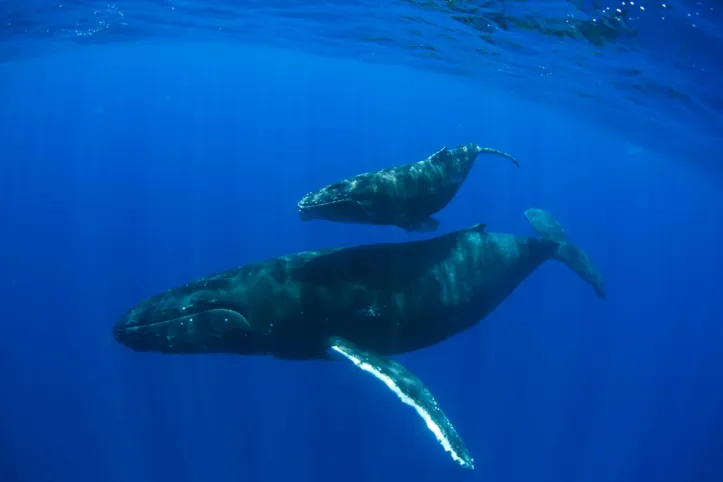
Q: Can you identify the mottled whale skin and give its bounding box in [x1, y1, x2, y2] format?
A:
[113, 209, 604, 470]
[296, 144, 520, 232]
[113, 209, 603, 359]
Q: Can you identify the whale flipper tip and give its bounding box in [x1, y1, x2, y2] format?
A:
[328, 336, 475, 470]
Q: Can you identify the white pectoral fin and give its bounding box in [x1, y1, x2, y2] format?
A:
[328, 336, 474, 470]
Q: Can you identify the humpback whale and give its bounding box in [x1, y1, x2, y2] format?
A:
[113, 209, 605, 469]
[296, 144, 519, 232]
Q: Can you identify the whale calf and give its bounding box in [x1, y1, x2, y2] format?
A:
[297, 144, 519, 232]
[113, 209, 604, 469]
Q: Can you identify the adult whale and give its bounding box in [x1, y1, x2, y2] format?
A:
[297, 143, 519, 232]
[113, 208, 605, 470]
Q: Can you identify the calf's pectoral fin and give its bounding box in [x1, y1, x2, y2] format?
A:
[399, 216, 440, 233]
[327, 336, 474, 470]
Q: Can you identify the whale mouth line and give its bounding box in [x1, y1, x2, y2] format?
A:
[123, 318, 176, 331]
[297, 197, 356, 220]
[117, 308, 250, 333]
[116, 314, 194, 334]
[297, 197, 351, 209]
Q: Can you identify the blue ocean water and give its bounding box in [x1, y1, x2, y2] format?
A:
[1, 2, 722, 482]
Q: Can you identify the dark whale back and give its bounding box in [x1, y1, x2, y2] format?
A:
[284, 227, 560, 356]
[291, 224, 485, 290]
[348, 147, 475, 224]
[459, 232, 560, 319]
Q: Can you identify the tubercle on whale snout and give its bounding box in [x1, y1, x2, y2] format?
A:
[296, 194, 312, 207]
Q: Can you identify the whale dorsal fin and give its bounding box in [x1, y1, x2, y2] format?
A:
[328, 336, 474, 470]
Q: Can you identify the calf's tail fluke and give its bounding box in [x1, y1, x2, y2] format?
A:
[524, 208, 606, 298]
[473, 145, 520, 168]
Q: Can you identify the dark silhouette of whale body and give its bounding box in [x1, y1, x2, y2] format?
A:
[297, 143, 520, 232]
[113, 208, 604, 470]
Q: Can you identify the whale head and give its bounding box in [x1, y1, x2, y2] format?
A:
[113, 270, 269, 355]
[296, 180, 374, 224]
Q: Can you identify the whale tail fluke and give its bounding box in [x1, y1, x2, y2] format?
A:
[524, 208, 606, 298]
[472, 145, 521, 168]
